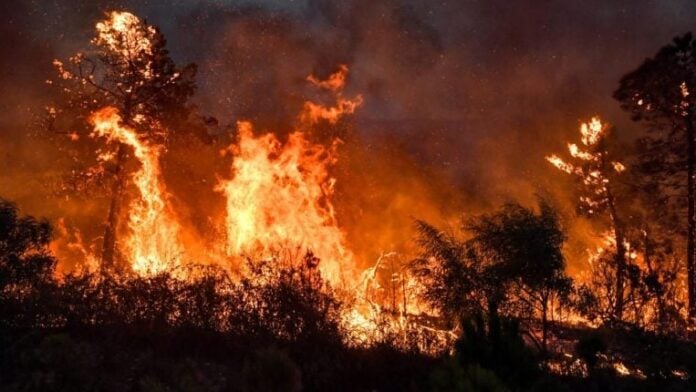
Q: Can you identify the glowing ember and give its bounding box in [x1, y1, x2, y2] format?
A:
[613, 361, 631, 376]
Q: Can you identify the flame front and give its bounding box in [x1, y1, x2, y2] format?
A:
[90, 107, 183, 276]
[216, 121, 353, 285]
[54, 48, 448, 348]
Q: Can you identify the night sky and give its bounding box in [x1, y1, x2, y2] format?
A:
[2, 0, 696, 270]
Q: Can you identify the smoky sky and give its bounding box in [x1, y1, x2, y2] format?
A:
[2, 0, 696, 266]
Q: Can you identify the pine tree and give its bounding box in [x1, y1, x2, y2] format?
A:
[48, 11, 196, 271]
[466, 199, 571, 352]
[614, 33, 696, 322]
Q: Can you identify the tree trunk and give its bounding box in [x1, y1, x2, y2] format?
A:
[101, 144, 127, 272]
[541, 293, 548, 353]
[687, 112, 696, 323]
[402, 268, 407, 316]
[614, 228, 627, 321]
[606, 185, 626, 321]
[643, 227, 666, 329]
[100, 103, 132, 273]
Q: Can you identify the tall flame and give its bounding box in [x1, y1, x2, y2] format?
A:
[216, 121, 353, 284]
[216, 65, 363, 286]
[300, 64, 363, 125]
[546, 116, 624, 214]
[52, 59, 452, 349]
[94, 11, 156, 78]
[90, 107, 183, 276]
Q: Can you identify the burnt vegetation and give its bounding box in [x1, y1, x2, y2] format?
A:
[4, 9, 696, 392]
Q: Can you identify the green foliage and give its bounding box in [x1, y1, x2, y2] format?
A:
[412, 198, 572, 352]
[0, 199, 57, 331]
[614, 32, 696, 126]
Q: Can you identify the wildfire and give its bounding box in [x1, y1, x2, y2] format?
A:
[299, 65, 363, 125]
[307, 64, 349, 92]
[546, 154, 578, 175]
[90, 107, 183, 276]
[546, 117, 623, 178]
[546, 116, 624, 215]
[586, 230, 637, 268]
[50, 11, 450, 349]
[213, 66, 451, 349]
[300, 98, 364, 125]
[94, 11, 156, 78]
[216, 120, 353, 284]
[49, 218, 100, 276]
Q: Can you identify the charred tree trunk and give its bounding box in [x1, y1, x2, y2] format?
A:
[402, 268, 407, 315]
[101, 144, 127, 272]
[605, 173, 626, 321]
[613, 227, 627, 321]
[687, 111, 696, 324]
[541, 291, 549, 353]
[100, 104, 132, 273]
[643, 227, 667, 329]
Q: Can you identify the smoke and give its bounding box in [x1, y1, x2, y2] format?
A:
[2, 0, 696, 273]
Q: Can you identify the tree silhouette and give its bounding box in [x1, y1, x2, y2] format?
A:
[614, 32, 696, 322]
[466, 198, 571, 351]
[546, 117, 628, 320]
[410, 221, 486, 323]
[412, 199, 572, 351]
[0, 199, 56, 329]
[48, 11, 196, 271]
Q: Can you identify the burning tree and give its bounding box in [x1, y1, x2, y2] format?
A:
[614, 33, 696, 323]
[546, 117, 628, 320]
[89, 107, 183, 276]
[216, 65, 362, 286]
[410, 221, 483, 323]
[48, 11, 196, 271]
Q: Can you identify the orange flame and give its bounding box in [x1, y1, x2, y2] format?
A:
[50, 58, 451, 350]
[299, 65, 363, 125]
[546, 117, 624, 214]
[90, 107, 184, 276]
[307, 64, 349, 92]
[94, 11, 156, 78]
[216, 120, 353, 284]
